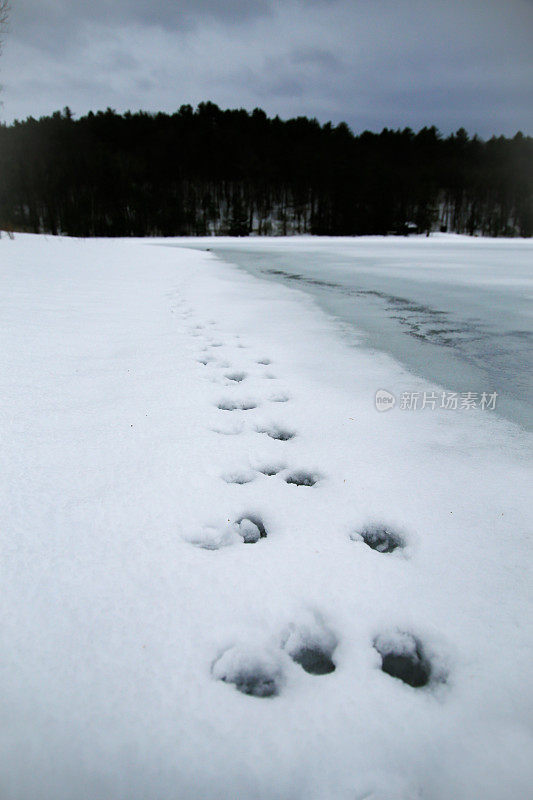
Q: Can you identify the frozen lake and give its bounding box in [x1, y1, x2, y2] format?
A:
[169, 235, 533, 430]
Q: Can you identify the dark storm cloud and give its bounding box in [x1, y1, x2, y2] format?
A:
[2, 0, 532, 136]
[12, 0, 273, 53]
[13, 0, 340, 51]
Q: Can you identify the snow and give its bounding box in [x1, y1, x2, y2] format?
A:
[175, 234, 533, 430]
[212, 644, 285, 697]
[1, 234, 532, 800]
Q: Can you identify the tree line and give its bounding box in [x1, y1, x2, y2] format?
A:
[0, 102, 531, 237]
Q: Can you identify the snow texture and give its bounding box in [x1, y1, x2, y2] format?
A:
[0, 234, 532, 800]
[212, 644, 284, 697]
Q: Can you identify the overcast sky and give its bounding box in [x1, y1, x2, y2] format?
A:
[1, 0, 532, 136]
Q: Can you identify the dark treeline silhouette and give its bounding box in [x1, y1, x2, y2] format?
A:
[0, 102, 531, 237]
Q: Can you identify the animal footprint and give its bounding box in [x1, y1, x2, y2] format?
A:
[269, 393, 290, 403]
[257, 358, 272, 365]
[186, 525, 239, 550]
[373, 631, 441, 688]
[222, 470, 256, 485]
[350, 524, 405, 553]
[257, 425, 296, 441]
[284, 470, 321, 487]
[257, 463, 286, 476]
[187, 514, 266, 549]
[231, 514, 267, 543]
[212, 645, 284, 697]
[282, 618, 337, 675]
[225, 371, 247, 383]
[217, 398, 258, 411]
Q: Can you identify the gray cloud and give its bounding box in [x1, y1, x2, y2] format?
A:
[12, 0, 341, 51]
[1, 0, 532, 135]
[10, 0, 276, 56]
[16, 0, 271, 34]
[290, 47, 342, 70]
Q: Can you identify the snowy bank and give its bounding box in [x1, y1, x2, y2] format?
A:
[1, 235, 531, 800]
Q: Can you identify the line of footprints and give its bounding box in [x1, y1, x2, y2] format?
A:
[181, 306, 446, 699]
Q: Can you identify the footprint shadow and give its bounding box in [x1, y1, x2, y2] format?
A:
[350, 524, 405, 553]
[257, 425, 296, 441]
[188, 514, 267, 549]
[373, 631, 444, 688]
[225, 371, 247, 383]
[284, 470, 321, 487]
[257, 463, 286, 476]
[217, 398, 258, 411]
[233, 514, 267, 543]
[221, 470, 256, 485]
[282, 618, 337, 675]
[212, 645, 284, 697]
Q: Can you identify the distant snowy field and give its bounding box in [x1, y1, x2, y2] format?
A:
[1, 234, 532, 800]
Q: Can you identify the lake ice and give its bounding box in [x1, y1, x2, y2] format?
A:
[179, 234, 533, 430]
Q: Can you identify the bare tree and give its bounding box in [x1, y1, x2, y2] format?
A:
[0, 0, 8, 63]
[0, 0, 8, 101]
[0, 1, 11, 236]
[0, 0, 8, 42]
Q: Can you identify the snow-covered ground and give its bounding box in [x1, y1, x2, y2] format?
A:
[168, 235, 533, 430]
[1, 234, 532, 800]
